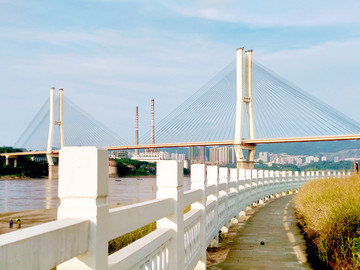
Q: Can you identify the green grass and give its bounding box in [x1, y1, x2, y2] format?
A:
[108, 205, 192, 255]
[295, 174, 360, 269]
[108, 222, 156, 255]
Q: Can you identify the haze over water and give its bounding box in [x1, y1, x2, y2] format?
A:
[0, 177, 191, 213]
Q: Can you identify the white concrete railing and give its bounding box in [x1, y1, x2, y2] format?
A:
[0, 147, 350, 270]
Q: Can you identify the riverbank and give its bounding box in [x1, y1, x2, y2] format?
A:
[0, 208, 57, 234]
[295, 174, 360, 269]
[0, 175, 33, 180]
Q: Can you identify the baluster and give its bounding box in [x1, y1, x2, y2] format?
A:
[230, 168, 239, 223]
[239, 169, 246, 215]
[207, 165, 219, 247]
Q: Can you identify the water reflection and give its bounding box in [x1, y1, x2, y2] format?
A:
[0, 176, 190, 213]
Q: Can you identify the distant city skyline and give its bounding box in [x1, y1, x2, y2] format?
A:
[1, 1, 360, 146]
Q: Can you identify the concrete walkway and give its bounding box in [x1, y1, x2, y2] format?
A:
[209, 195, 312, 270]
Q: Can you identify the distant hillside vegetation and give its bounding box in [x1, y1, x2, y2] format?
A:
[255, 160, 355, 172]
[257, 140, 360, 156]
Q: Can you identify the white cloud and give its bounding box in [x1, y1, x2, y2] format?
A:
[169, 0, 360, 27]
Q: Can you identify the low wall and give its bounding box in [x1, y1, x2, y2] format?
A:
[0, 147, 349, 270]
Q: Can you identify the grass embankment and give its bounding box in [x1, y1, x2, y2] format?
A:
[295, 174, 360, 269]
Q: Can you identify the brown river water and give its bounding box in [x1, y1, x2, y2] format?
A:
[0, 176, 191, 213]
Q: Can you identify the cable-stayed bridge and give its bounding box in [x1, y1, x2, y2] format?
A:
[2, 49, 360, 171]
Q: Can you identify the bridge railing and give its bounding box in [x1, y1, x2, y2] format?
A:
[0, 147, 350, 270]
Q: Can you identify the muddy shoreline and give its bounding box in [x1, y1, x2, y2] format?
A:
[0, 208, 57, 235]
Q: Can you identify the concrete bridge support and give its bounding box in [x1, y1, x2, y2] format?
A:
[48, 165, 59, 180]
[5, 155, 17, 168]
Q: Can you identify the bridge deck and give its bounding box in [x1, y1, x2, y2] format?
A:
[209, 195, 312, 270]
[2, 134, 360, 157]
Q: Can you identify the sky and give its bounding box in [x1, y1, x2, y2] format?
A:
[1, 0, 360, 147]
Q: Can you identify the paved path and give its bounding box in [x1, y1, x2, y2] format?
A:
[210, 195, 312, 270]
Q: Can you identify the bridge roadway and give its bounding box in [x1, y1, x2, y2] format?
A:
[2, 134, 360, 157]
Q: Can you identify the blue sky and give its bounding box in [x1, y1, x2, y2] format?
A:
[1, 0, 360, 146]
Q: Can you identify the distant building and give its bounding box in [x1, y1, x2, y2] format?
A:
[188, 147, 197, 161]
[305, 156, 315, 164]
[258, 152, 269, 163]
[110, 151, 128, 159]
[321, 156, 327, 161]
[33, 156, 47, 163]
[198, 146, 206, 162]
[131, 150, 170, 163]
[171, 153, 186, 161]
[209, 147, 235, 165]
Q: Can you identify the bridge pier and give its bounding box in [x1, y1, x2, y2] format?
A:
[237, 161, 255, 170]
[48, 164, 59, 180]
[5, 155, 17, 168]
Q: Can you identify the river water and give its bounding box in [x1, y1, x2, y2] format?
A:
[0, 177, 191, 213]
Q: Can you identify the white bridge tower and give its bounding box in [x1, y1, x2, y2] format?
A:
[47, 87, 65, 179]
[234, 48, 256, 169]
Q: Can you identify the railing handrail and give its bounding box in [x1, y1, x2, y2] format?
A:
[0, 146, 352, 270]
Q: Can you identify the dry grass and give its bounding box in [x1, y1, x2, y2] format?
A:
[295, 174, 360, 269]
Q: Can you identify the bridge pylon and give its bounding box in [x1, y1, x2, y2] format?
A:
[47, 87, 65, 179]
[234, 48, 256, 169]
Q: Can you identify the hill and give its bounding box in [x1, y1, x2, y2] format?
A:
[257, 140, 360, 156]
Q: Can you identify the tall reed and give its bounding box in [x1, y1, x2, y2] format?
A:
[295, 174, 360, 269]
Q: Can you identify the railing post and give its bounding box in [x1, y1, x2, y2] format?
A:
[263, 170, 269, 200]
[294, 171, 299, 190]
[245, 169, 252, 208]
[190, 164, 207, 270]
[230, 168, 239, 222]
[274, 171, 280, 197]
[207, 165, 219, 246]
[57, 147, 109, 270]
[219, 167, 229, 232]
[257, 170, 264, 204]
[288, 171, 293, 194]
[238, 169, 246, 215]
[280, 171, 286, 195]
[251, 169, 258, 205]
[156, 160, 185, 270]
[269, 170, 275, 198]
